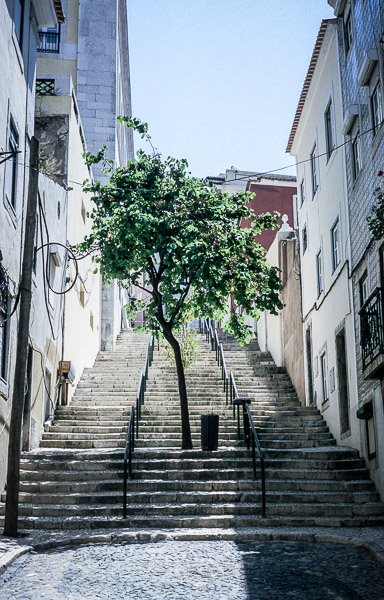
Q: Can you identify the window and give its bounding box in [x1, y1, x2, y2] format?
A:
[300, 180, 305, 206]
[371, 81, 383, 136]
[344, 11, 353, 56]
[325, 100, 335, 160]
[351, 128, 361, 180]
[36, 79, 55, 96]
[14, 0, 24, 46]
[90, 311, 94, 330]
[320, 351, 328, 403]
[316, 251, 323, 296]
[0, 267, 9, 383]
[4, 119, 19, 210]
[359, 272, 369, 306]
[38, 25, 60, 53]
[331, 220, 341, 271]
[302, 225, 308, 254]
[310, 144, 318, 197]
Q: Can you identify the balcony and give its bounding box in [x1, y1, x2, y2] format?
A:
[359, 287, 384, 378]
[37, 31, 60, 53]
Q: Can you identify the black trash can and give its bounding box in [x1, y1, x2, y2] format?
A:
[201, 414, 219, 451]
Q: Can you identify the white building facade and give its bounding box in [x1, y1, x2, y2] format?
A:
[328, 0, 384, 498]
[288, 19, 359, 451]
[0, 0, 64, 490]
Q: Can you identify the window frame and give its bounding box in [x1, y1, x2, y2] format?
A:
[351, 127, 361, 181]
[302, 224, 308, 255]
[300, 179, 305, 207]
[310, 143, 319, 197]
[325, 99, 335, 161]
[344, 9, 353, 57]
[331, 219, 341, 272]
[320, 350, 329, 404]
[370, 80, 383, 137]
[13, 0, 25, 48]
[359, 271, 369, 307]
[316, 250, 323, 297]
[4, 118, 19, 212]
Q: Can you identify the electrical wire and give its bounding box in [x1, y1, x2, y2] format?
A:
[10, 119, 384, 189]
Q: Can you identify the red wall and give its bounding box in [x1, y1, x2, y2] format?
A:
[243, 182, 297, 251]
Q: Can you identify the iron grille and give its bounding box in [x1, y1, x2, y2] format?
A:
[36, 79, 55, 96]
[38, 31, 60, 53]
[359, 287, 384, 370]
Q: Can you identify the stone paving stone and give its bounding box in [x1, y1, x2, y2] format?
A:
[1, 540, 384, 599]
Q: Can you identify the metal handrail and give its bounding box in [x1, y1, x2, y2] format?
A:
[218, 343, 229, 404]
[123, 335, 155, 517]
[230, 370, 239, 410]
[123, 405, 135, 518]
[245, 403, 266, 517]
[199, 317, 266, 517]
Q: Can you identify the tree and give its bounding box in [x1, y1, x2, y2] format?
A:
[80, 118, 283, 450]
[367, 186, 384, 240]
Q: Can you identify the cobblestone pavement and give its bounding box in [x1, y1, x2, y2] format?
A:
[1, 540, 384, 599]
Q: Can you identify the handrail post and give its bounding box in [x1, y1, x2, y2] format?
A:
[123, 459, 127, 518]
[243, 403, 251, 450]
[251, 436, 256, 478]
[261, 458, 266, 517]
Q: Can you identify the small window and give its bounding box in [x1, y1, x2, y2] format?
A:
[359, 272, 369, 306]
[310, 144, 319, 197]
[316, 251, 323, 296]
[36, 79, 55, 96]
[90, 311, 94, 330]
[325, 100, 335, 160]
[300, 180, 305, 207]
[351, 128, 361, 180]
[4, 119, 19, 210]
[320, 351, 328, 403]
[302, 225, 308, 254]
[344, 11, 353, 56]
[331, 220, 341, 272]
[371, 81, 383, 136]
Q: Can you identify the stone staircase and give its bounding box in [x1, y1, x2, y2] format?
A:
[1, 328, 384, 531]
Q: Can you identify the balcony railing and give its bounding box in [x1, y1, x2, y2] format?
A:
[37, 31, 60, 54]
[359, 287, 384, 371]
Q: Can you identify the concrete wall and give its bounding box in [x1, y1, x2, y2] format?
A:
[280, 239, 306, 405]
[256, 225, 305, 405]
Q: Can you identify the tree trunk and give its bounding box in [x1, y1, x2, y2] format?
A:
[166, 333, 193, 450]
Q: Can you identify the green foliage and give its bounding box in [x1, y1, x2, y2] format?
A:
[162, 328, 199, 370]
[367, 187, 384, 241]
[79, 117, 283, 345]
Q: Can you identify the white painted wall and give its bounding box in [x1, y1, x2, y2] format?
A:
[289, 22, 359, 450]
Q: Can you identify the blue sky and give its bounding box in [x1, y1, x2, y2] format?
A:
[127, 1, 335, 179]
